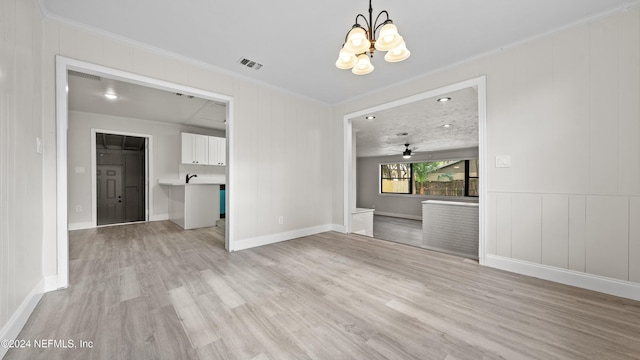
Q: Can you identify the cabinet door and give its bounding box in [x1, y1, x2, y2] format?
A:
[208, 136, 226, 165]
[181, 133, 195, 164]
[183, 133, 209, 164]
[194, 134, 208, 164]
[217, 137, 226, 166]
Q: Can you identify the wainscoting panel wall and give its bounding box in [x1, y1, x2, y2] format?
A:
[568, 195, 587, 272]
[631, 197, 640, 283]
[585, 196, 629, 281]
[496, 193, 512, 258]
[491, 192, 638, 285]
[511, 193, 542, 264]
[541, 194, 569, 269]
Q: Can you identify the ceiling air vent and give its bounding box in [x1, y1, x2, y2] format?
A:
[237, 57, 263, 70]
[68, 70, 102, 81]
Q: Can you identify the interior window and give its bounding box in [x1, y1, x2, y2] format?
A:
[380, 159, 478, 197]
[380, 163, 412, 194]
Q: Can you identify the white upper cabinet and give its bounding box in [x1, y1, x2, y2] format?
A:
[182, 133, 226, 166]
[181, 133, 209, 165]
[208, 136, 226, 166]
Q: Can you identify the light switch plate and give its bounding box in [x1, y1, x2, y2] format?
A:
[75, 167, 85, 174]
[495, 155, 511, 168]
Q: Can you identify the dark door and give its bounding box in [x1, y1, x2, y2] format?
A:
[97, 164, 124, 225]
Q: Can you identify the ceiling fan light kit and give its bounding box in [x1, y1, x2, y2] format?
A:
[335, 0, 410, 75]
[402, 143, 412, 159]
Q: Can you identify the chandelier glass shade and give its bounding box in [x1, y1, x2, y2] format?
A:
[352, 54, 375, 75]
[335, 0, 410, 75]
[335, 49, 358, 69]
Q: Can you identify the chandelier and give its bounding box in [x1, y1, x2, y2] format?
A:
[335, 0, 410, 75]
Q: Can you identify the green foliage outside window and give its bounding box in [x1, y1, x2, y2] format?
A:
[381, 159, 478, 197]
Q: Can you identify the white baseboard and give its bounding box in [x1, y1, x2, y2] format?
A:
[373, 211, 422, 221]
[70, 216, 170, 231]
[0, 279, 45, 359]
[43, 275, 60, 292]
[485, 255, 640, 301]
[331, 224, 347, 233]
[232, 224, 334, 251]
[68, 221, 94, 231]
[151, 214, 169, 221]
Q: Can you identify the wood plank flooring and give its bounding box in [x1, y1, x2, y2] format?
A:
[373, 215, 423, 248]
[5, 221, 640, 359]
[373, 215, 478, 259]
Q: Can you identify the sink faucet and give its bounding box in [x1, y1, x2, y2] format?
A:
[186, 173, 197, 183]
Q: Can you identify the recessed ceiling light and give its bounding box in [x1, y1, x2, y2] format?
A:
[442, 124, 452, 128]
[365, 115, 375, 120]
[104, 93, 118, 100]
[437, 97, 451, 102]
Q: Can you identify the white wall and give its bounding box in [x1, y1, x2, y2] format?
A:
[67, 111, 225, 228]
[334, 8, 640, 290]
[39, 9, 333, 269]
[0, 0, 45, 354]
[0, 0, 334, 338]
[356, 148, 479, 220]
[5, 0, 639, 345]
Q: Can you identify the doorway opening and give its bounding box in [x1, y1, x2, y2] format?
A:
[95, 132, 148, 226]
[343, 76, 487, 264]
[56, 56, 235, 289]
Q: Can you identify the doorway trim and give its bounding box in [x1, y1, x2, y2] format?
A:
[342, 76, 488, 264]
[91, 129, 152, 227]
[56, 56, 235, 289]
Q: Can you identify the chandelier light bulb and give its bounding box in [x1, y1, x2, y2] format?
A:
[374, 23, 403, 51]
[352, 54, 374, 75]
[384, 41, 410, 62]
[335, 48, 358, 69]
[344, 27, 371, 54]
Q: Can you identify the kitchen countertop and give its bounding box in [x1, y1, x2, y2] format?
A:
[159, 179, 225, 186]
[352, 208, 375, 214]
[422, 200, 479, 207]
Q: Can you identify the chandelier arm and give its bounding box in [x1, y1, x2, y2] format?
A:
[342, 30, 350, 45]
[354, 14, 371, 32]
[342, 15, 365, 45]
[372, 10, 391, 34]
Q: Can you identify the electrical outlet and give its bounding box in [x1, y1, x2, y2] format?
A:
[75, 205, 82, 212]
[278, 216, 284, 225]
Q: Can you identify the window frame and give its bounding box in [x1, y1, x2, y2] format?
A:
[465, 159, 479, 197]
[380, 162, 413, 194]
[379, 158, 479, 198]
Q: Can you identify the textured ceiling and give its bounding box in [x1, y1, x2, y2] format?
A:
[40, 0, 635, 105]
[352, 87, 478, 157]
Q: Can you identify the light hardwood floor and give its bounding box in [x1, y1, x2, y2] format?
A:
[373, 215, 477, 259]
[373, 215, 423, 248]
[6, 221, 640, 359]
